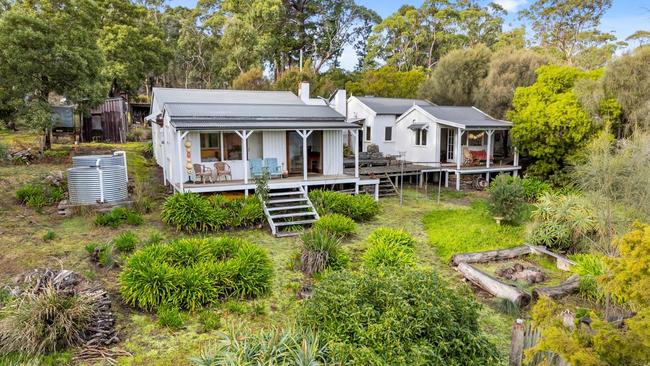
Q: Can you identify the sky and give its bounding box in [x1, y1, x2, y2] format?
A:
[166, 0, 650, 70]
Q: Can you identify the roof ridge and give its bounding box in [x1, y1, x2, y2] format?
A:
[152, 87, 296, 94]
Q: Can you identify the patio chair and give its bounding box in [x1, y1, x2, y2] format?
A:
[264, 158, 283, 179]
[463, 147, 480, 166]
[193, 163, 213, 183]
[214, 161, 232, 181]
[249, 159, 265, 178]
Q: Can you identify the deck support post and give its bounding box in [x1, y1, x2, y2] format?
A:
[486, 129, 494, 168]
[445, 171, 449, 187]
[177, 130, 189, 192]
[235, 130, 253, 184]
[456, 128, 464, 170]
[374, 182, 379, 201]
[456, 171, 461, 191]
[513, 146, 519, 177]
[350, 130, 359, 178]
[296, 129, 313, 181]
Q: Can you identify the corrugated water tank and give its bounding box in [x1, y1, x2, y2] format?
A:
[67, 152, 128, 204]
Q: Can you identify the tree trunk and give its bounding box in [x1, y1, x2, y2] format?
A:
[451, 245, 532, 266]
[43, 127, 51, 150]
[532, 275, 580, 300]
[457, 262, 531, 307]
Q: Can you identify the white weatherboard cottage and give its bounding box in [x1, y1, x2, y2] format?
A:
[394, 105, 521, 190]
[346, 96, 433, 155]
[148, 87, 376, 197]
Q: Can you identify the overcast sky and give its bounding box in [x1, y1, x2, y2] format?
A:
[167, 0, 650, 70]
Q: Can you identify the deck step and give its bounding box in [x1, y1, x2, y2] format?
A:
[267, 204, 311, 212]
[275, 219, 317, 227]
[275, 231, 302, 238]
[268, 191, 304, 197]
[267, 197, 307, 204]
[270, 212, 317, 219]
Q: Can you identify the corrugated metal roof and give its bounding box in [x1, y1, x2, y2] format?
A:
[153, 87, 303, 106]
[165, 103, 344, 120]
[420, 106, 512, 129]
[355, 96, 433, 115]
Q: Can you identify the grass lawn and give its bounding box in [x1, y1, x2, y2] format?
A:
[423, 200, 527, 263]
[0, 132, 516, 365]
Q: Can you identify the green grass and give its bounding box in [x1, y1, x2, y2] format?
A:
[423, 200, 526, 262]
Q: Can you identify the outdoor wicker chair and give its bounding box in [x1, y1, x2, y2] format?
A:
[214, 161, 232, 181]
[193, 163, 213, 183]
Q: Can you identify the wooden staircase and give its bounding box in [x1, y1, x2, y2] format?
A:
[262, 186, 320, 237]
[367, 172, 399, 197]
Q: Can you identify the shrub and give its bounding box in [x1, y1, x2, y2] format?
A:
[190, 328, 328, 366]
[144, 232, 164, 246]
[367, 227, 416, 247]
[94, 207, 143, 228]
[362, 240, 415, 269]
[528, 193, 594, 253]
[570, 253, 608, 303]
[309, 190, 379, 221]
[298, 228, 347, 275]
[161, 193, 214, 233]
[15, 180, 66, 209]
[142, 141, 154, 159]
[113, 231, 138, 253]
[313, 214, 356, 239]
[157, 306, 185, 329]
[42, 230, 57, 242]
[487, 174, 526, 223]
[0, 285, 97, 355]
[300, 269, 500, 365]
[198, 309, 221, 332]
[521, 176, 551, 201]
[119, 237, 273, 311]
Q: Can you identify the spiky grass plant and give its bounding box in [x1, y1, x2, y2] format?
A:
[367, 227, 416, 247]
[0, 285, 97, 355]
[362, 240, 415, 269]
[113, 231, 138, 253]
[299, 228, 344, 275]
[161, 193, 214, 233]
[313, 214, 356, 239]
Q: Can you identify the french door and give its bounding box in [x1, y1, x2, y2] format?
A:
[446, 129, 455, 162]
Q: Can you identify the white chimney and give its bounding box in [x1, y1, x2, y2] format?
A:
[331, 89, 347, 117]
[298, 82, 310, 104]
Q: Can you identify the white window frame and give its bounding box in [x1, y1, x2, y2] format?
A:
[384, 126, 393, 142]
[365, 125, 371, 141]
[414, 128, 428, 146]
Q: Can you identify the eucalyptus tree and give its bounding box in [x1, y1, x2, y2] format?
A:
[0, 0, 105, 148]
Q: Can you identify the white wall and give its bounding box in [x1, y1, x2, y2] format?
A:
[394, 108, 438, 165]
[323, 130, 343, 175]
[347, 97, 376, 152]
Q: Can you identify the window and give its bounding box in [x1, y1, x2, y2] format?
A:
[384, 126, 392, 141]
[224, 132, 242, 160]
[415, 129, 427, 146]
[200, 133, 221, 161]
[365, 126, 371, 141]
[463, 131, 485, 147]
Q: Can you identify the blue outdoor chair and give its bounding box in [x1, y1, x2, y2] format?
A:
[250, 159, 264, 178]
[264, 158, 283, 178]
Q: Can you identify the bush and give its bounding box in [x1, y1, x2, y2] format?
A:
[570, 253, 608, 303]
[190, 328, 328, 366]
[367, 227, 416, 247]
[0, 285, 97, 355]
[362, 240, 415, 269]
[113, 231, 138, 253]
[144, 232, 164, 246]
[198, 309, 221, 332]
[309, 190, 380, 221]
[528, 193, 594, 253]
[313, 214, 356, 238]
[15, 181, 65, 209]
[487, 174, 526, 223]
[298, 228, 347, 275]
[94, 207, 143, 228]
[119, 237, 273, 311]
[521, 176, 551, 201]
[161, 193, 215, 233]
[300, 269, 500, 365]
[162, 193, 264, 233]
[157, 306, 185, 329]
[42, 230, 57, 242]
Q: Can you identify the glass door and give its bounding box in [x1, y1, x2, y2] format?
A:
[286, 131, 303, 175]
[446, 129, 455, 162]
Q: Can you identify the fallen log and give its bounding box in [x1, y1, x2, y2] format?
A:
[451, 245, 532, 266]
[532, 275, 580, 300]
[457, 262, 531, 307]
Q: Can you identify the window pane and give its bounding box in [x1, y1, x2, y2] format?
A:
[415, 130, 420, 145]
[224, 133, 242, 160]
[200, 133, 221, 162]
[366, 126, 371, 141]
[421, 129, 427, 145]
[384, 126, 392, 141]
